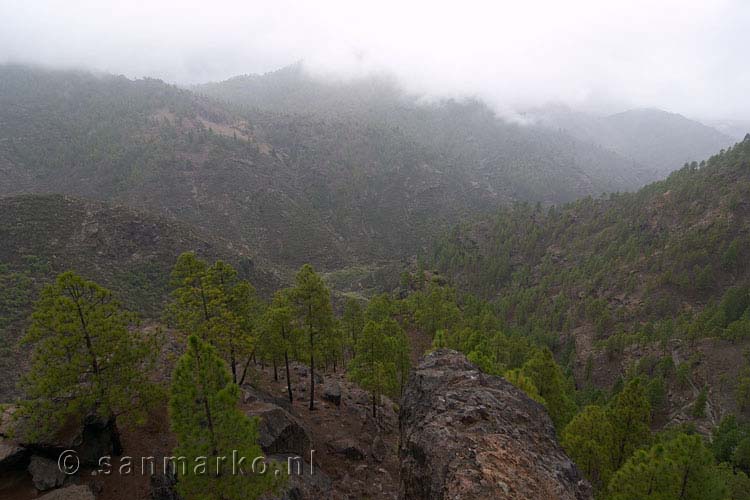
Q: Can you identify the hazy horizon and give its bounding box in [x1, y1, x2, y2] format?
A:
[1, 0, 749, 122]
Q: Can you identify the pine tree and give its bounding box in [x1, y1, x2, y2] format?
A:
[291, 264, 334, 411]
[386, 322, 411, 397]
[412, 284, 460, 337]
[167, 253, 261, 384]
[349, 320, 397, 418]
[20, 272, 158, 451]
[609, 377, 652, 469]
[504, 368, 544, 403]
[260, 290, 298, 403]
[520, 348, 577, 429]
[170, 335, 278, 500]
[166, 252, 212, 338]
[561, 405, 614, 490]
[342, 297, 364, 360]
[608, 433, 726, 500]
[207, 261, 263, 385]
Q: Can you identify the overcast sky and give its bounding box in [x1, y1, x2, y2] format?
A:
[1, 0, 749, 120]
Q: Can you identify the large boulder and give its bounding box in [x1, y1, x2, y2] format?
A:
[321, 381, 341, 406]
[246, 403, 312, 456]
[28, 455, 67, 491]
[399, 350, 592, 500]
[38, 484, 95, 500]
[242, 385, 292, 411]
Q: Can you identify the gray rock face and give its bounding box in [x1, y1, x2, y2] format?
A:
[38, 484, 95, 500]
[399, 349, 593, 500]
[246, 403, 312, 456]
[28, 455, 67, 491]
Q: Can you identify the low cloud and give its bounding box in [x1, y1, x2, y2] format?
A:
[1, 0, 749, 119]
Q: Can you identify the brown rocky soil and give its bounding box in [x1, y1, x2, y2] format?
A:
[0, 356, 402, 500]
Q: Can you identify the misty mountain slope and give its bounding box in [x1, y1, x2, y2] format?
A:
[0, 64, 501, 269]
[531, 105, 735, 177]
[197, 64, 656, 202]
[0, 64, 660, 277]
[430, 136, 750, 423]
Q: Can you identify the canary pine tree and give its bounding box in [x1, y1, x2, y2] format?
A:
[20, 272, 158, 452]
[259, 290, 298, 401]
[608, 433, 726, 500]
[609, 377, 652, 470]
[561, 405, 615, 490]
[349, 317, 410, 417]
[169, 335, 279, 500]
[291, 264, 334, 411]
[167, 253, 261, 384]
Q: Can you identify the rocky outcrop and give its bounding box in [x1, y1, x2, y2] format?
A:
[28, 455, 67, 491]
[322, 381, 341, 406]
[246, 402, 312, 457]
[399, 350, 592, 500]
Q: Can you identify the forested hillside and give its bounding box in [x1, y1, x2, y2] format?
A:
[0, 64, 666, 279]
[199, 64, 658, 202]
[431, 136, 750, 423]
[2, 63, 749, 500]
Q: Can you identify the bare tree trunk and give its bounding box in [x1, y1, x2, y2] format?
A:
[238, 350, 255, 386]
[284, 350, 293, 404]
[230, 345, 237, 384]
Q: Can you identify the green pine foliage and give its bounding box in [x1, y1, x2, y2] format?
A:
[257, 290, 298, 400]
[430, 138, 750, 348]
[20, 272, 159, 448]
[562, 405, 615, 490]
[348, 313, 411, 414]
[608, 433, 727, 500]
[169, 335, 279, 500]
[167, 252, 262, 384]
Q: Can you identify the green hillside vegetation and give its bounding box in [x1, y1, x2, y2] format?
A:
[16, 250, 750, 498]
[431, 136, 750, 358]
[198, 64, 656, 203]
